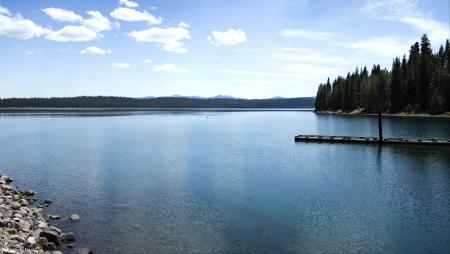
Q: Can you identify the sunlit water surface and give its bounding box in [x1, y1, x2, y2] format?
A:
[0, 110, 449, 254]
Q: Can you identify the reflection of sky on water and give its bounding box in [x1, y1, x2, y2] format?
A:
[0, 111, 449, 253]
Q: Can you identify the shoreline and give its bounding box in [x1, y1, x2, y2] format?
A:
[316, 110, 450, 118]
[0, 171, 90, 254]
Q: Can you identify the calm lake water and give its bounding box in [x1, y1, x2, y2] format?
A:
[0, 110, 449, 254]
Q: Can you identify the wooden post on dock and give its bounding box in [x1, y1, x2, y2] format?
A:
[378, 111, 383, 145]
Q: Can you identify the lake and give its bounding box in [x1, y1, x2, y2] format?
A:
[0, 110, 449, 254]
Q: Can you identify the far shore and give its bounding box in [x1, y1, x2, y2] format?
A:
[316, 110, 450, 118]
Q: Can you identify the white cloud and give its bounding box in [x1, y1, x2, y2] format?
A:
[142, 58, 153, 64]
[110, 7, 161, 24]
[42, 8, 83, 23]
[112, 62, 131, 68]
[207, 28, 247, 46]
[41, 8, 113, 42]
[0, 7, 46, 40]
[25, 50, 33, 55]
[280, 29, 337, 40]
[129, 23, 190, 53]
[80, 46, 111, 55]
[45, 25, 97, 42]
[400, 17, 449, 43]
[119, 0, 139, 8]
[82, 11, 113, 32]
[347, 37, 409, 56]
[363, 0, 449, 44]
[153, 64, 189, 74]
[0, 5, 12, 16]
[364, 0, 420, 19]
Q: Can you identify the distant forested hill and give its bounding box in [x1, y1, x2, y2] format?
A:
[0, 96, 315, 108]
[315, 34, 450, 115]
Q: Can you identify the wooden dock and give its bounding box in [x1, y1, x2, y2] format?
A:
[294, 135, 450, 146]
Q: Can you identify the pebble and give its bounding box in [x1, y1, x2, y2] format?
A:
[48, 214, 61, 220]
[0, 173, 85, 253]
[69, 214, 80, 222]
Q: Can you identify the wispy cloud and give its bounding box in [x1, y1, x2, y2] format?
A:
[119, 0, 138, 8]
[207, 29, 247, 46]
[215, 66, 340, 78]
[153, 64, 190, 74]
[80, 46, 111, 55]
[346, 36, 410, 56]
[271, 48, 350, 65]
[112, 62, 131, 68]
[363, 0, 449, 44]
[142, 58, 153, 64]
[280, 29, 337, 40]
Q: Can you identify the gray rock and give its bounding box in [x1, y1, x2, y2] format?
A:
[39, 229, 60, 244]
[1, 248, 17, 254]
[10, 202, 21, 210]
[48, 214, 61, 220]
[60, 232, 75, 243]
[43, 199, 53, 205]
[2, 176, 13, 183]
[1, 184, 13, 191]
[24, 189, 36, 196]
[25, 236, 36, 248]
[49, 225, 62, 234]
[19, 199, 29, 206]
[17, 220, 31, 232]
[43, 242, 57, 251]
[69, 214, 80, 222]
[36, 236, 48, 245]
[0, 219, 9, 227]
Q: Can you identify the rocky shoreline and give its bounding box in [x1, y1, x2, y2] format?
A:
[316, 110, 450, 118]
[0, 172, 92, 254]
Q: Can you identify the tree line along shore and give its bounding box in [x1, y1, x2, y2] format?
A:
[315, 35, 450, 115]
[0, 97, 315, 109]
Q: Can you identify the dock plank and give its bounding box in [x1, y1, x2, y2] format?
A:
[294, 135, 450, 146]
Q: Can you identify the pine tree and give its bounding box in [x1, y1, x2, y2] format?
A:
[390, 57, 402, 113]
[405, 42, 420, 111]
[418, 34, 433, 112]
[314, 35, 449, 114]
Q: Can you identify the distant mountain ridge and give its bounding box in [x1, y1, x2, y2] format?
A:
[0, 96, 315, 108]
[142, 95, 283, 100]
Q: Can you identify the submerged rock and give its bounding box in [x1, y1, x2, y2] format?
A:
[60, 232, 75, 243]
[48, 214, 61, 220]
[78, 248, 94, 254]
[0, 173, 87, 252]
[69, 214, 80, 222]
[43, 199, 53, 205]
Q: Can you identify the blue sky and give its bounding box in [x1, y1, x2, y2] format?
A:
[0, 0, 448, 98]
